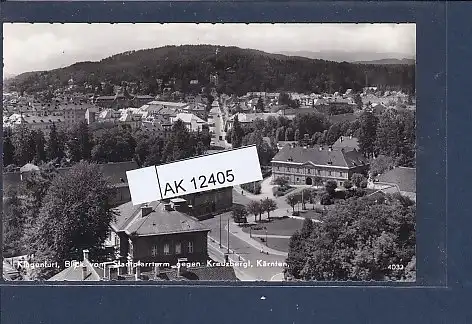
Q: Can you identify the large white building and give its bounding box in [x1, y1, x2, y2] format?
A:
[171, 113, 207, 132]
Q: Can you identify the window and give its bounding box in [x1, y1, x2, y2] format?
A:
[339, 172, 343, 177]
[328, 171, 332, 176]
[175, 242, 182, 255]
[307, 169, 311, 174]
[296, 177, 299, 182]
[286, 167, 290, 172]
[277, 166, 280, 171]
[152, 245, 158, 257]
[317, 170, 321, 175]
[163, 243, 170, 255]
[188, 241, 194, 254]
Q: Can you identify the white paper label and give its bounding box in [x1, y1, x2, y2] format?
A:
[126, 146, 262, 205]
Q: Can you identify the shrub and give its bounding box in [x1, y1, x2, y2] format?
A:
[343, 180, 353, 190]
[241, 181, 262, 194]
[273, 177, 289, 187]
[360, 179, 368, 189]
[325, 180, 338, 196]
[351, 173, 366, 188]
[320, 193, 334, 205]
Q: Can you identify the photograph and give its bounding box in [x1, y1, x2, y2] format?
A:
[2, 23, 416, 283]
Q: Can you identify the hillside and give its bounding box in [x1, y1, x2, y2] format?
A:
[354, 58, 415, 65]
[6, 45, 415, 96]
[276, 50, 415, 63]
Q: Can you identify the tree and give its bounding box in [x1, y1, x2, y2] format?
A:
[232, 205, 248, 224]
[294, 129, 300, 142]
[354, 92, 363, 110]
[273, 176, 289, 187]
[286, 194, 300, 213]
[46, 123, 65, 161]
[325, 180, 338, 196]
[351, 173, 366, 188]
[275, 127, 285, 142]
[162, 119, 196, 162]
[285, 230, 305, 279]
[91, 126, 137, 163]
[313, 176, 323, 187]
[33, 130, 47, 164]
[23, 161, 117, 279]
[247, 200, 262, 222]
[358, 111, 378, 158]
[255, 97, 264, 112]
[231, 115, 244, 148]
[77, 121, 92, 160]
[12, 125, 35, 166]
[285, 127, 294, 141]
[343, 180, 353, 190]
[288, 194, 415, 281]
[360, 179, 368, 189]
[320, 193, 334, 205]
[2, 187, 26, 257]
[300, 218, 314, 239]
[260, 197, 277, 220]
[369, 155, 396, 177]
[3, 130, 15, 166]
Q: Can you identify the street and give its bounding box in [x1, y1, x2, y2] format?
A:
[202, 211, 287, 281]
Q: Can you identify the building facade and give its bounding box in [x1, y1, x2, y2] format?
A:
[271, 145, 369, 187]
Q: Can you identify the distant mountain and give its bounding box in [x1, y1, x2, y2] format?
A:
[276, 50, 415, 64]
[353, 58, 415, 65]
[7, 45, 415, 96]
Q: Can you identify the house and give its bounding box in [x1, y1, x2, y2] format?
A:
[4, 113, 65, 133]
[48, 249, 238, 281]
[373, 167, 416, 201]
[109, 199, 211, 274]
[226, 113, 282, 130]
[332, 136, 360, 151]
[19, 163, 40, 181]
[271, 145, 369, 187]
[171, 113, 207, 132]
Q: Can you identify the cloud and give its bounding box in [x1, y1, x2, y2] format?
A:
[3, 23, 416, 76]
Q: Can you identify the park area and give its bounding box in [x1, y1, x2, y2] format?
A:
[241, 217, 304, 236]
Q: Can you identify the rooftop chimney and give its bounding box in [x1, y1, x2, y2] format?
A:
[340, 136, 343, 142]
[135, 263, 141, 281]
[328, 147, 332, 152]
[177, 258, 188, 277]
[319, 146, 323, 151]
[349, 135, 352, 139]
[83, 249, 89, 261]
[82, 264, 88, 280]
[141, 205, 153, 217]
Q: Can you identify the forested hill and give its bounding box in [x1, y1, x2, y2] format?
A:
[6, 45, 415, 96]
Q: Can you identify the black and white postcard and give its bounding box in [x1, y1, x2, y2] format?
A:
[2, 23, 416, 282]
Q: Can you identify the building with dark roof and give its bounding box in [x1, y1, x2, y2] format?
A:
[108, 199, 211, 274]
[271, 145, 369, 187]
[373, 167, 416, 201]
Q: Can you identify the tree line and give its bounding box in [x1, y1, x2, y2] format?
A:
[3, 119, 212, 170]
[225, 108, 415, 171]
[7, 45, 415, 97]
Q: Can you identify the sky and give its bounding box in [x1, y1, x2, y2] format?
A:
[3, 23, 416, 77]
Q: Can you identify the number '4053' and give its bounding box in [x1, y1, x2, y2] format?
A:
[190, 169, 235, 190]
